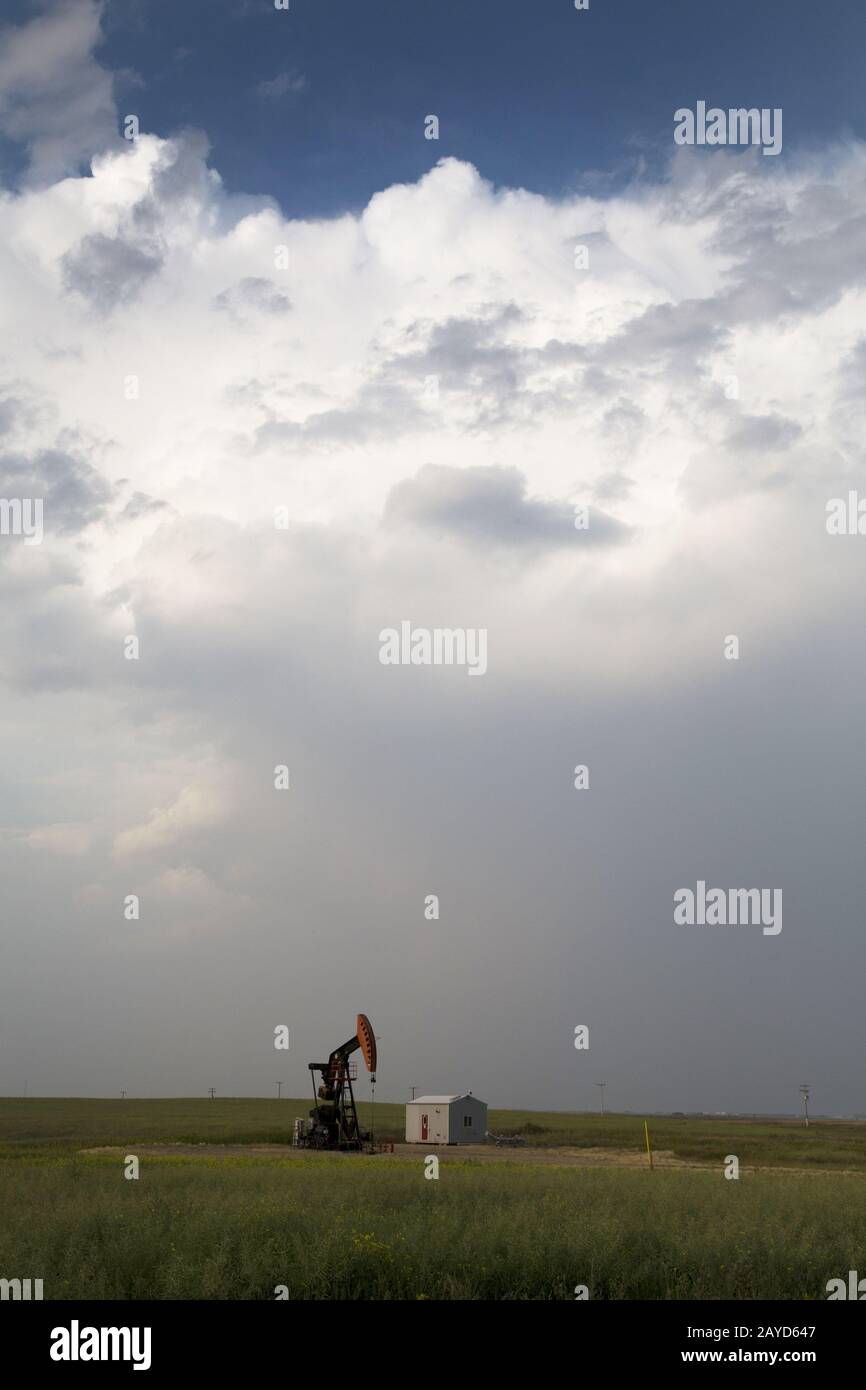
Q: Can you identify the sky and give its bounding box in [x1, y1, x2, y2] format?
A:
[1, 0, 865, 1115]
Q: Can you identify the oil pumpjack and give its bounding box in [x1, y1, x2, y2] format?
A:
[293, 1013, 377, 1151]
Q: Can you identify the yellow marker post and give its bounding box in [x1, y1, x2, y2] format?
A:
[644, 1120, 654, 1170]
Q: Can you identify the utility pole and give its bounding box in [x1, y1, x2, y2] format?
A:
[276, 1081, 283, 1099]
[596, 1081, 606, 1117]
[208, 1087, 216, 1100]
[120, 1090, 127, 1099]
[800, 1085, 810, 1128]
[410, 1086, 416, 1100]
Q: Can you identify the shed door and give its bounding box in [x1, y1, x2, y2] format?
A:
[421, 1112, 428, 1141]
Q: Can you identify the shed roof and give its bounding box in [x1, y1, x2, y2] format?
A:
[406, 1094, 483, 1105]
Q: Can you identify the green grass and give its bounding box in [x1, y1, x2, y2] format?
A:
[1, 1100, 864, 1300]
[0, 1149, 863, 1300]
[490, 1109, 866, 1171]
[1, 1098, 864, 1171]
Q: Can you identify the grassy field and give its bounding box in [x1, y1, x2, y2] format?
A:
[3, 1097, 866, 1169]
[1, 1099, 863, 1300]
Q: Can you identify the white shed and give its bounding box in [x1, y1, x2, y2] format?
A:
[405, 1094, 487, 1145]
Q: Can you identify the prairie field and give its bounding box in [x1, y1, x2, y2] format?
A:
[1, 1099, 864, 1301]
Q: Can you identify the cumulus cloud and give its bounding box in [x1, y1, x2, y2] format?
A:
[1, 130, 863, 705]
[0, 0, 118, 184]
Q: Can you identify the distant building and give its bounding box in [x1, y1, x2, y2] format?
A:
[405, 1094, 487, 1145]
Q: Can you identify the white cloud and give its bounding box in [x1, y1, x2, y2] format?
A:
[24, 822, 92, 855]
[1, 131, 863, 676]
[113, 780, 229, 859]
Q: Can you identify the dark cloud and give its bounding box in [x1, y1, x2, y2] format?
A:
[725, 413, 802, 453]
[212, 276, 292, 320]
[61, 233, 162, 312]
[0, 448, 112, 533]
[595, 297, 728, 373]
[255, 380, 422, 450]
[379, 306, 535, 428]
[383, 462, 629, 550]
[678, 412, 806, 507]
[0, 0, 119, 185]
[120, 491, 168, 522]
[0, 395, 22, 437]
